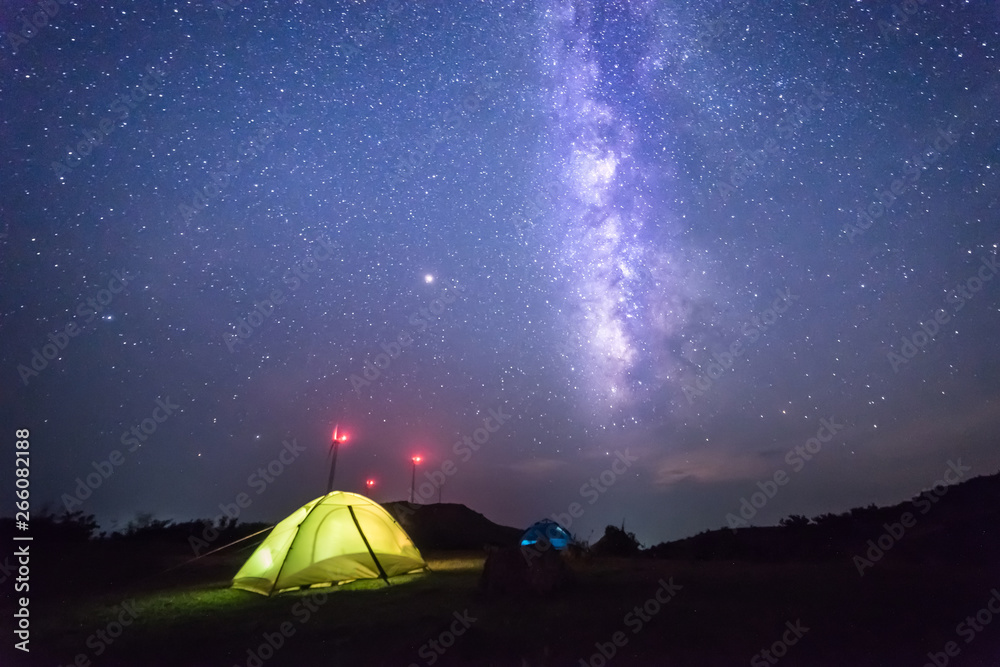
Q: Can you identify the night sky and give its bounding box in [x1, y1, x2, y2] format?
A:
[2, 0, 999, 547]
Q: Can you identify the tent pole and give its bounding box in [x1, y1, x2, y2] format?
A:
[269, 498, 328, 595]
[348, 505, 391, 586]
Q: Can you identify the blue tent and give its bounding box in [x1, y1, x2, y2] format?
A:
[520, 519, 572, 550]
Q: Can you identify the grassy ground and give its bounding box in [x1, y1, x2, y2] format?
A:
[9, 552, 1000, 666]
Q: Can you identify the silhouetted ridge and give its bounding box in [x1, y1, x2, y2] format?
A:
[645, 469, 1000, 565]
[382, 501, 522, 550]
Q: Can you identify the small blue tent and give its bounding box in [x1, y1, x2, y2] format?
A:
[520, 519, 572, 550]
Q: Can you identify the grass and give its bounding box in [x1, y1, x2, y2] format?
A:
[12, 552, 1000, 666]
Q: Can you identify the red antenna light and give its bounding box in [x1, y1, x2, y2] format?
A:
[366, 478, 375, 489]
[409, 455, 423, 503]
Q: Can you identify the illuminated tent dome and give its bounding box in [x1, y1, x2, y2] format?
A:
[520, 519, 572, 551]
[232, 491, 426, 596]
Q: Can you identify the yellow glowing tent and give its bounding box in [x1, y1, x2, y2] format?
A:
[232, 491, 426, 595]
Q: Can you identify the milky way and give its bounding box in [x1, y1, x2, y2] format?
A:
[540, 0, 708, 425]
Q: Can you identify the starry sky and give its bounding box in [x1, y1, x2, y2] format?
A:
[2, 0, 999, 546]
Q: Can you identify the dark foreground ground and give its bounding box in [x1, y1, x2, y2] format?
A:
[4, 548, 999, 667]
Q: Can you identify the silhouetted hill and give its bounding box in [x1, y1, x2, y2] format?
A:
[383, 501, 522, 550]
[646, 468, 1000, 567]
